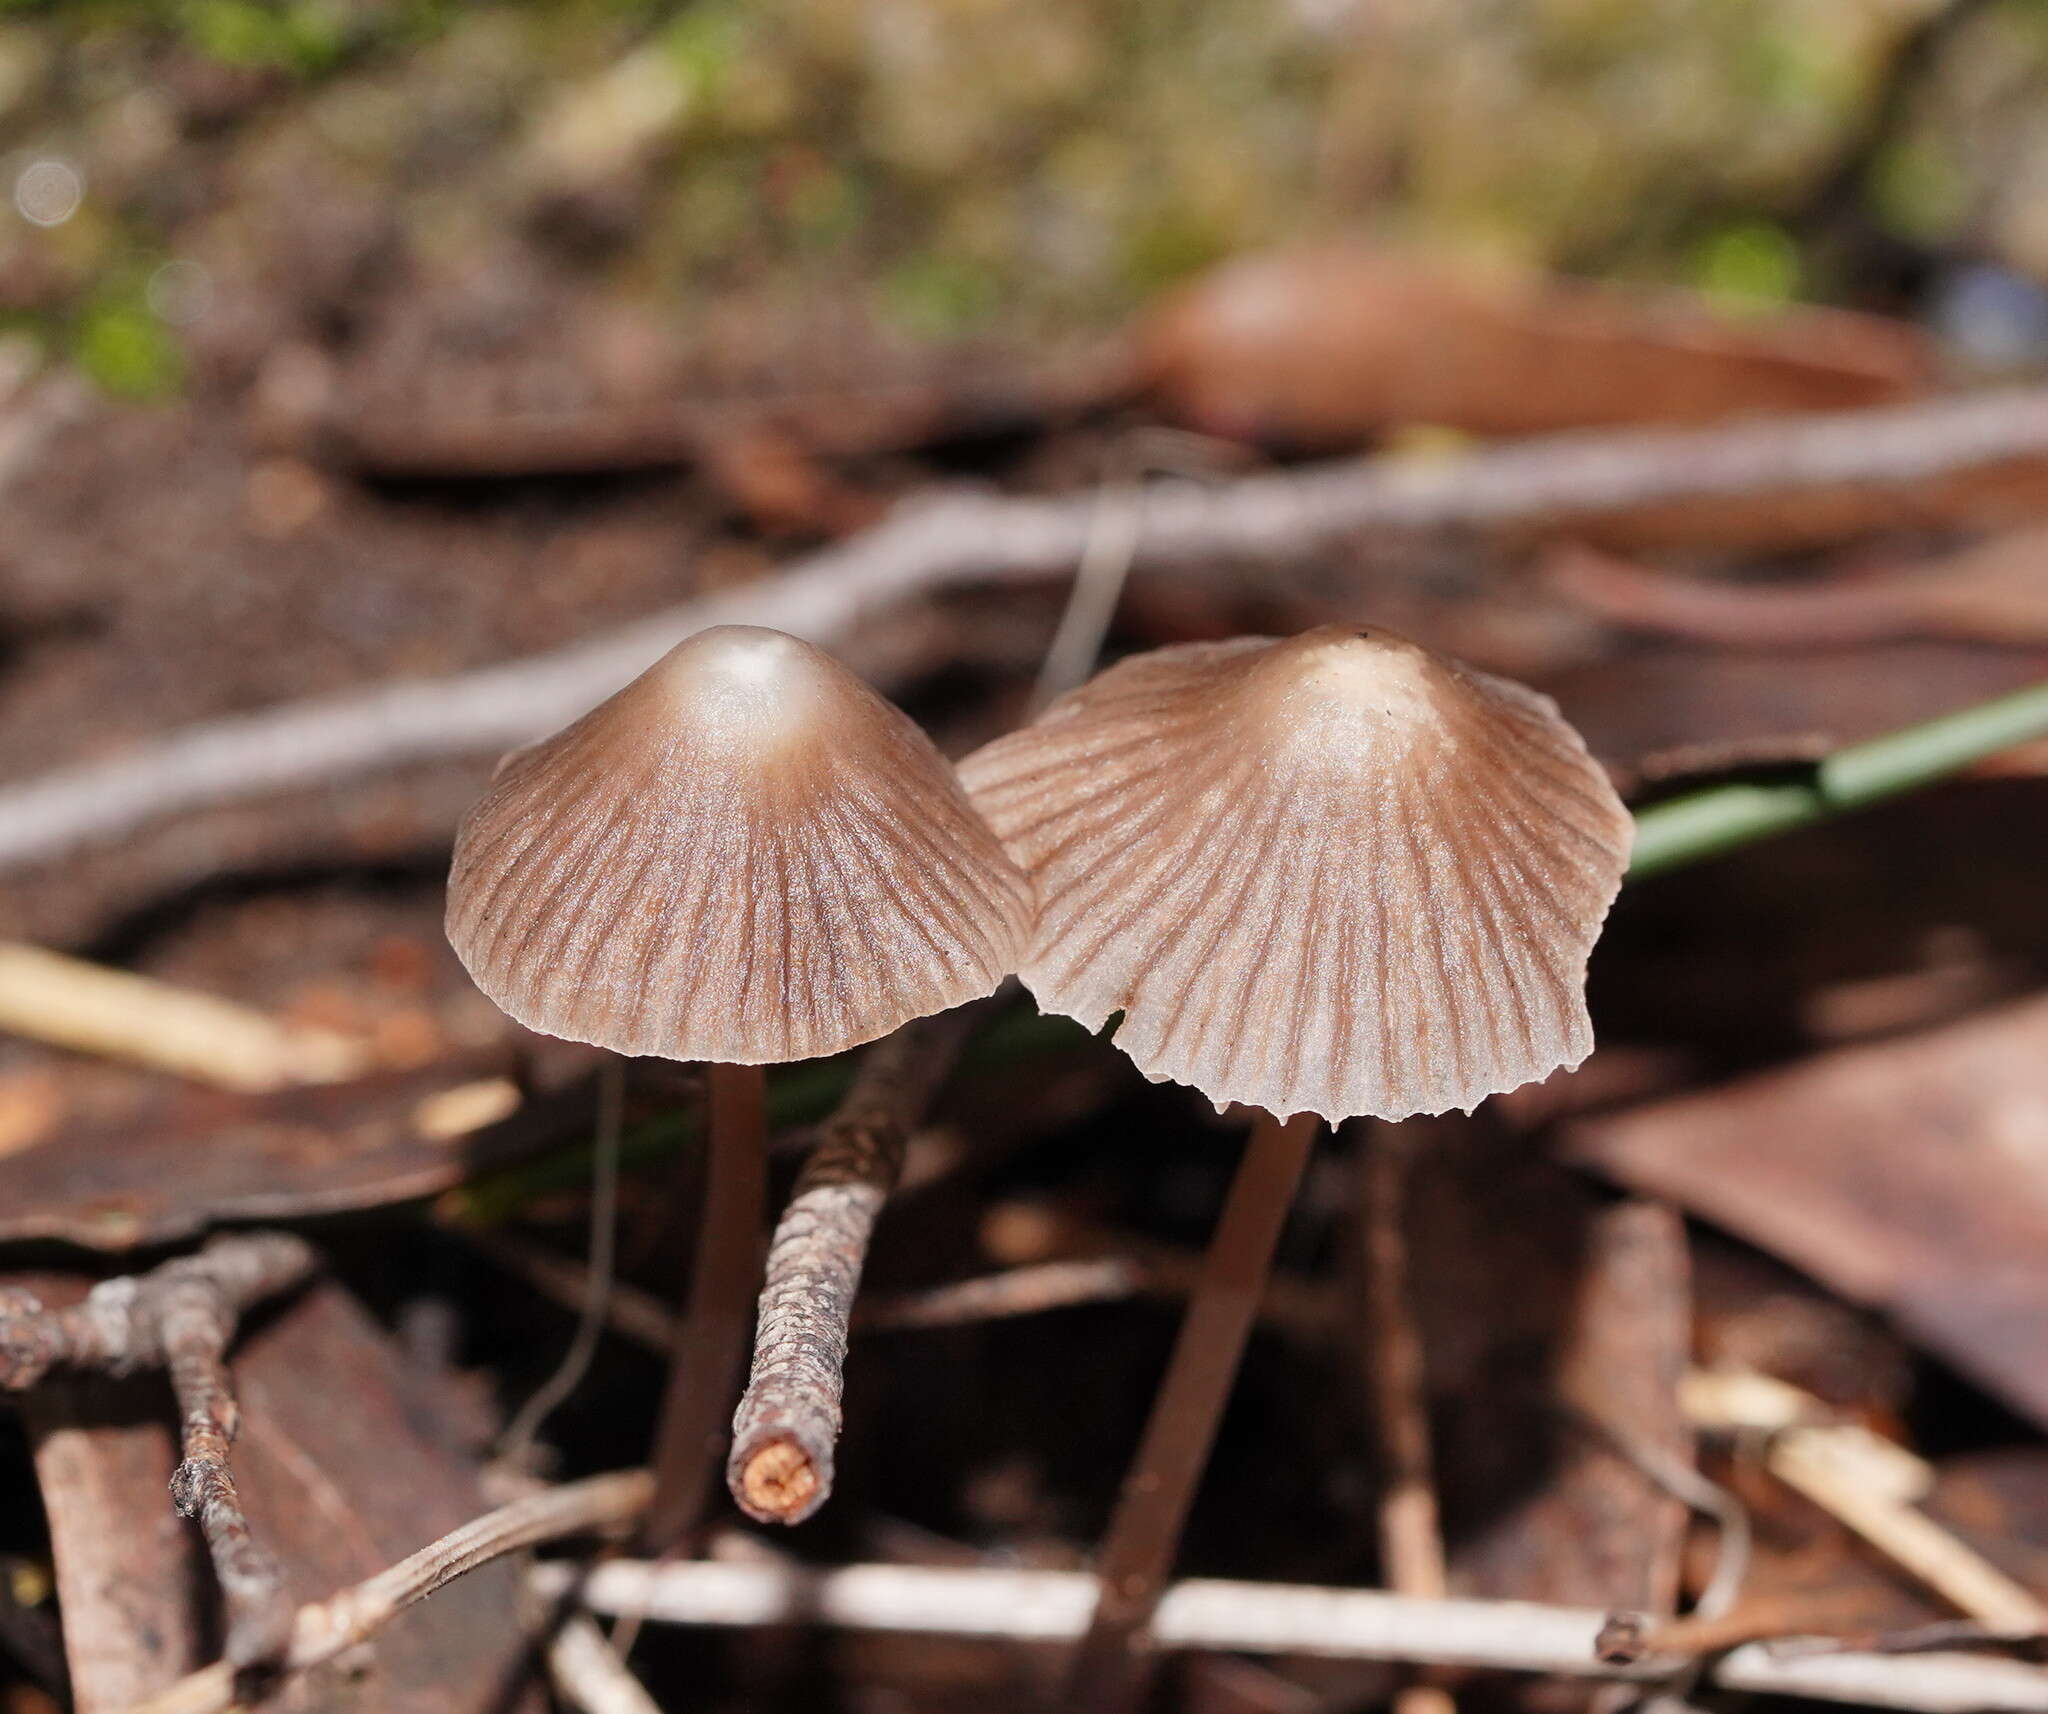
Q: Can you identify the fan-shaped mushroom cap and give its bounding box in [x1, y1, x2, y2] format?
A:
[447, 626, 1032, 1064]
[958, 626, 1631, 1123]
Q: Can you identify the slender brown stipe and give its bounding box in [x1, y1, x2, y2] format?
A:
[645, 1060, 769, 1550]
[1065, 1111, 1319, 1710]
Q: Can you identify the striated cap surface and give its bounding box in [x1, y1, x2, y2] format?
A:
[448, 626, 1032, 1064]
[959, 626, 1631, 1122]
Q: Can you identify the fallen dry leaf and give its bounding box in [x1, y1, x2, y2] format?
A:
[0, 1051, 596, 1250]
[1566, 993, 2048, 1429]
[1139, 242, 1931, 451]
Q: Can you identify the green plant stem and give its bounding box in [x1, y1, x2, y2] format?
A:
[1627, 678, 2048, 880]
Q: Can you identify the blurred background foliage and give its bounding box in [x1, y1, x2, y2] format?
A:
[4, 0, 2048, 397]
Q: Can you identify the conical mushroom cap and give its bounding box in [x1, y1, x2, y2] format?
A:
[958, 626, 1631, 1123]
[447, 626, 1032, 1064]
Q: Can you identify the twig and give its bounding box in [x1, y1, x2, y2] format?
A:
[1, 1234, 318, 1665]
[860, 1256, 1151, 1330]
[1032, 462, 1147, 710]
[728, 1007, 981, 1525]
[1770, 1427, 2046, 1635]
[118, 1468, 655, 1714]
[545, 1613, 664, 1714]
[541, 1558, 2048, 1712]
[0, 942, 370, 1092]
[1685, 1368, 2047, 1637]
[13, 386, 2048, 870]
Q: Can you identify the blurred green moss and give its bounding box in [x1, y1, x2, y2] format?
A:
[8, 0, 2048, 357]
[73, 287, 183, 398]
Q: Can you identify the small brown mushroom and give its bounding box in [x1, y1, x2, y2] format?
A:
[449, 624, 1030, 1064]
[959, 624, 1629, 1705]
[446, 624, 1030, 1544]
[959, 624, 1631, 1123]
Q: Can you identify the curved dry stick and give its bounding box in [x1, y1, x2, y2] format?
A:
[728, 1007, 980, 1524]
[10, 386, 2048, 871]
[119, 1468, 655, 1714]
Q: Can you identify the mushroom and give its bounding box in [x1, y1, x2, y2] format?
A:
[958, 624, 1630, 1701]
[446, 624, 1031, 1542]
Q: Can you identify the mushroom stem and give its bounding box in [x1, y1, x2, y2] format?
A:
[1066, 1109, 1321, 1713]
[727, 1008, 980, 1526]
[644, 1060, 769, 1550]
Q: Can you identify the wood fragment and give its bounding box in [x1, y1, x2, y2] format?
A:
[0, 942, 370, 1093]
[13, 386, 2048, 871]
[1567, 995, 2048, 1430]
[544, 1558, 2048, 1711]
[1687, 1367, 2048, 1636]
[0, 1234, 317, 1667]
[729, 1008, 981, 1524]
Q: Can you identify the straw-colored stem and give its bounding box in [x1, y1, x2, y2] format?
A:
[1066, 1110, 1321, 1712]
[1628, 678, 2048, 879]
[644, 1061, 768, 1550]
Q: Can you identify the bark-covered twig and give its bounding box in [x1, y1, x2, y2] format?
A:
[728, 1007, 981, 1525]
[1, 1233, 317, 1666]
[11, 385, 2048, 872]
[543, 1558, 2048, 1713]
[118, 1468, 655, 1714]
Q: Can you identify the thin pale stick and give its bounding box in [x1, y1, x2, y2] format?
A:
[645, 1061, 768, 1549]
[1066, 1111, 1321, 1712]
[547, 1557, 2048, 1713]
[545, 1613, 663, 1714]
[1032, 472, 1145, 711]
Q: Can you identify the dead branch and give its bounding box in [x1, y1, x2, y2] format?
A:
[545, 1613, 664, 1714]
[540, 1558, 2048, 1712]
[859, 1256, 1151, 1330]
[1, 1233, 317, 1666]
[10, 385, 2048, 871]
[118, 1467, 655, 1714]
[0, 941, 370, 1092]
[728, 1007, 980, 1525]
